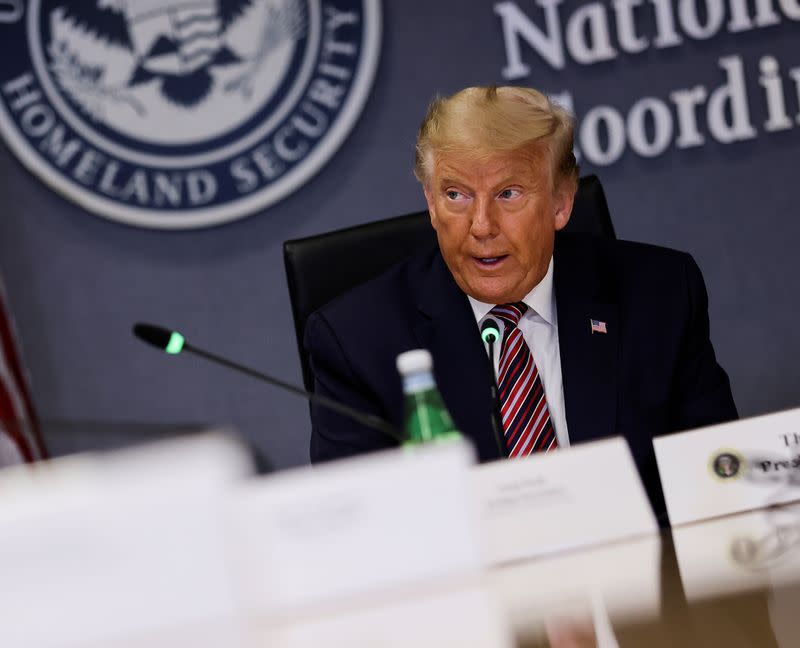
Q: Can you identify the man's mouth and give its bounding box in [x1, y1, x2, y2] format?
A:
[474, 255, 508, 267]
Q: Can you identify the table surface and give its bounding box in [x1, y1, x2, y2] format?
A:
[488, 501, 800, 647]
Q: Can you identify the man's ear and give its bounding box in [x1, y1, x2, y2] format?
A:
[554, 181, 576, 231]
[424, 185, 439, 230]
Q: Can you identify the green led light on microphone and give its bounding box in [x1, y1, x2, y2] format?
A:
[481, 325, 500, 344]
[165, 332, 185, 355]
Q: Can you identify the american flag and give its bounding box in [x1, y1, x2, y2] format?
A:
[590, 319, 608, 334]
[0, 279, 45, 466]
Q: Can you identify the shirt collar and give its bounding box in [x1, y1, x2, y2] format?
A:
[467, 257, 556, 326]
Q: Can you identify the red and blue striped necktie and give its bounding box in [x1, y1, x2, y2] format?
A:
[491, 302, 557, 457]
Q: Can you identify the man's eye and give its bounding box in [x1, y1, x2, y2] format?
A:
[499, 188, 520, 199]
[445, 190, 463, 200]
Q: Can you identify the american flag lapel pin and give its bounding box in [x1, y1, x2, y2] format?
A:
[590, 319, 607, 334]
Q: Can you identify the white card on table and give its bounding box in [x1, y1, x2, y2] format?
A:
[672, 501, 800, 601]
[654, 407, 800, 526]
[472, 436, 657, 565]
[489, 532, 661, 631]
[258, 585, 514, 648]
[0, 433, 252, 648]
[228, 439, 482, 620]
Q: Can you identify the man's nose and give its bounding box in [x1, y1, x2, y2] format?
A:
[469, 198, 499, 239]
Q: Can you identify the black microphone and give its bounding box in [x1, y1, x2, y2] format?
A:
[480, 318, 507, 458]
[132, 323, 403, 443]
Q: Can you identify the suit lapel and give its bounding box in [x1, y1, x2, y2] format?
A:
[410, 250, 502, 461]
[554, 235, 619, 445]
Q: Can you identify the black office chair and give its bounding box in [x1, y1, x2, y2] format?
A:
[283, 174, 616, 392]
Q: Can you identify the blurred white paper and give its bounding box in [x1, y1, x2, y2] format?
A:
[0, 432, 252, 648]
[673, 502, 800, 600]
[259, 585, 514, 648]
[488, 532, 661, 635]
[228, 440, 481, 620]
[655, 407, 800, 525]
[473, 437, 657, 565]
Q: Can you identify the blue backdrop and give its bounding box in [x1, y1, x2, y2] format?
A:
[0, 0, 798, 468]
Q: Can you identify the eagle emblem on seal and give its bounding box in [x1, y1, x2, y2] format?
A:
[48, 0, 305, 116]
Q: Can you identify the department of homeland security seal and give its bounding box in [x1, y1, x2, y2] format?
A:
[0, 0, 381, 228]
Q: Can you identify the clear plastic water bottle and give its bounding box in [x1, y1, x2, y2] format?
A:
[396, 349, 461, 445]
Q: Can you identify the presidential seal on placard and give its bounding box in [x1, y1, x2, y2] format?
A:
[0, 1, 381, 228]
[710, 449, 746, 481]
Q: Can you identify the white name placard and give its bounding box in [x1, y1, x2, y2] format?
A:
[259, 585, 514, 648]
[489, 533, 661, 630]
[672, 502, 800, 601]
[472, 437, 657, 565]
[0, 433, 252, 648]
[654, 407, 800, 525]
[228, 440, 482, 620]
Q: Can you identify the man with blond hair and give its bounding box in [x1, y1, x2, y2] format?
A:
[305, 86, 736, 519]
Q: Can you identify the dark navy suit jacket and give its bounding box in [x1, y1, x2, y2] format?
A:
[304, 233, 738, 520]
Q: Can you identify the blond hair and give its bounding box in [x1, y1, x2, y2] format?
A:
[414, 86, 578, 190]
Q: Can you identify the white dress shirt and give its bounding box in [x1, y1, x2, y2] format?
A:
[467, 257, 570, 448]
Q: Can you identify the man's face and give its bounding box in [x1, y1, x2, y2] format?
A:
[424, 147, 574, 304]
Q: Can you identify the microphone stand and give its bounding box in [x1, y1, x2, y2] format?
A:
[184, 343, 403, 442]
[482, 326, 508, 459]
[144, 332, 404, 443]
